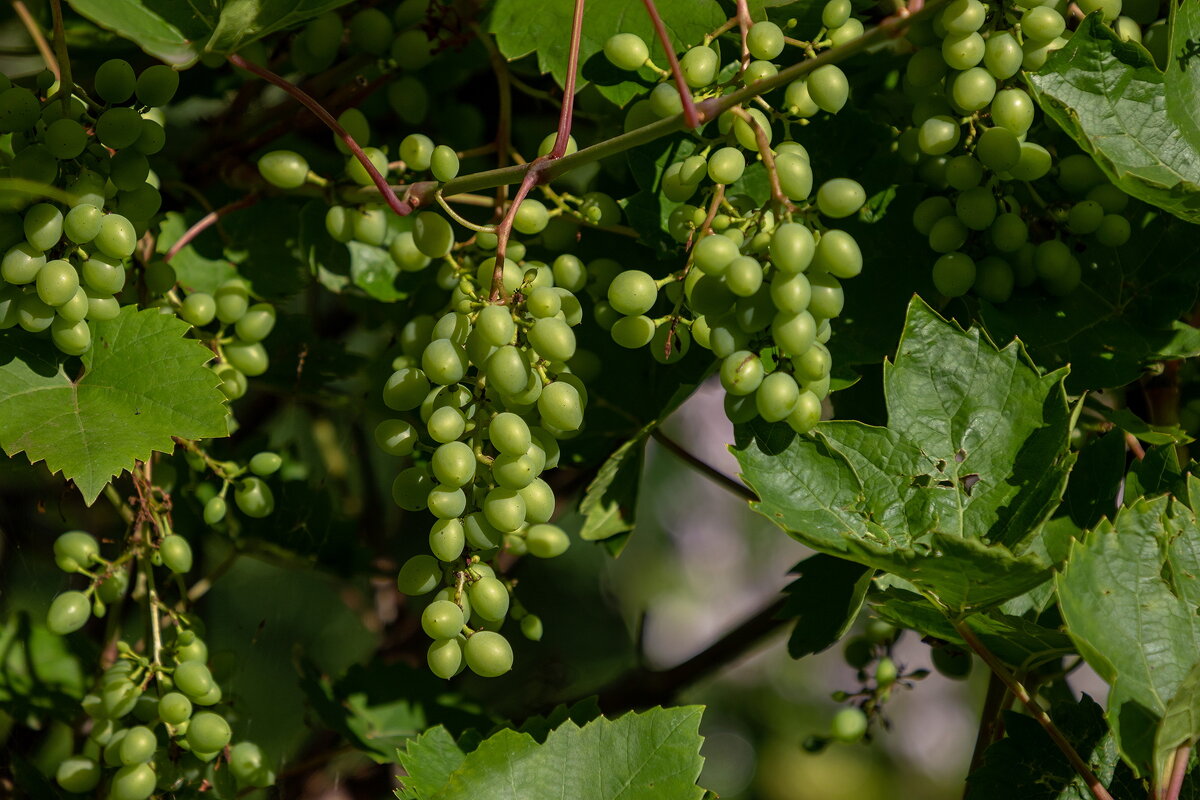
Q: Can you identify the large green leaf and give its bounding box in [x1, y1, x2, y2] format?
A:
[734, 298, 1074, 612]
[1027, 14, 1200, 223]
[487, 0, 725, 107]
[397, 706, 708, 800]
[0, 307, 228, 503]
[1166, 0, 1200, 154]
[1056, 492, 1200, 778]
[979, 214, 1200, 392]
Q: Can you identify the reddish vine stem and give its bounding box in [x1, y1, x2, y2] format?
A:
[728, 106, 794, 214]
[1165, 742, 1191, 800]
[226, 53, 415, 217]
[164, 193, 261, 263]
[641, 0, 701, 129]
[735, 0, 753, 73]
[663, 184, 724, 358]
[550, 0, 587, 159]
[952, 619, 1115, 800]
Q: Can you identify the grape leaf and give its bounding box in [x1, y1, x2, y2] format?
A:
[0, 307, 228, 504]
[487, 0, 725, 107]
[206, 0, 354, 55]
[155, 212, 239, 294]
[578, 430, 645, 545]
[396, 727, 468, 800]
[400, 706, 708, 800]
[1155, 662, 1200, 789]
[1061, 430, 1124, 529]
[1056, 490, 1200, 778]
[1166, 0, 1200, 154]
[1027, 14, 1200, 223]
[979, 214, 1200, 393]
[779, 553, 872, 659]
[734, 298, 1075, 613]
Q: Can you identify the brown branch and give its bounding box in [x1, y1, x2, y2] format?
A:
[965, 670, 1008, 787]
[651, 429, 757, 502]
[11, 1, 57, 80]
[642, 0, 701, 129]
[736, 0, 753, 73]
[226, 53, 415, 217]
[164, 194, 261, 264]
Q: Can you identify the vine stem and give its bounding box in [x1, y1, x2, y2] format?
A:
[1165, 742, 1191, 800]
[651, 429, 757, 502]
[226, 53, 415, 217]
[951, 619, 1115, 800]
[964, 670, 1008, 790]
[728, 106, 794, 213]
[736, 0, 753, 74]
[641, 0, 701, 129]
[11, 1, 57, 80]
[164, 193, 261, 263]
[47, 0, 72, 113]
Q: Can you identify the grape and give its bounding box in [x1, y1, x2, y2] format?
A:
[680, 46, 719, 88]
[427, 518, 465, 562]
[929, 215, 968, 253]
[422, 600, 466, 639]
[58, 286, 90, 324]
[525, 523, 570, 558]
[18, 293, 55, 333]
[812, 230, 861, 278]
[51, 317, 91, 356]
[2, 242, 46, 284]
[742, 22, 783, 61]
[160, 534, 193, 573]
[468, 577, 510, 621]
[974, 256, 1014, 303]
[95, 59, 137, 103]
[258, 150, 309, 189]
[770, 271, 812, 313]
[350, 206, 386, 245]
[808, 65, 849, 113]
[414, 212, 454, 258]
[120, 726, 157, 765]
[56, 756, 101, 793]
[54, 530, 98, 572]
[693, 235, 739, 277]
[174, 661, 215, 698]
[180, 292, 216, 327]
[990, 89, 1035, 135]
[1023, 6, 1066, 41]
[235, 476, 275, 517]
[188, 711, 232, 753]
[876, 657, 898, 685]
[37, 259, 80, 307]
[400, 134, 435, 172]
[465, 631, 513, 677]
[774, 153, 813, 202]
[946, 156, 983, 191]
[398, 555, 442, 596]
[521, 615, 544, 641]
[430, 145, 460, 182]
[1077, 0, 1121, 21]
[44, 118, 88, 160]
[990, 213, 1028, 252]
[918, 115, 960, 155]
[906, 48, 947, 88]
[537, 381, 584, 431]
[956, 187, 997, 231]
[726, 256, 764, 297]
[1009, 142, 1053, 181]
[771, 223, 815, 273]
[604, 33, 650, 71]
[950, 67, 996, 112]
[704, 146, 744, 185]
[94, 214, 137, 258]
[374, 420, 418, 458]
[606, 269, 657, 316]
[830, 708, 868, 743]
[1096, 214, 1131, 247]
[235, 303, 275, 342]
[214, 364, 248, 399]
[784, 79, 820, 118]
[1067, 201, 1104, 235]
[943, 0, 986, 34]
[932, 645, 974, 679]
[0, 86, 39, 133]
[514, 199, 549, 235]
[984, 32, 1023, 80]
[47, 590, 90, 634]
[932, 252, 976, 297]
[976, 126, 1021, 172]
[743, 60, 778, 85]
[609, 315, 654, 348]
[136, 64, 180, 107]
[464, 512, 502, 550]
[12, 144, 57, 184]
[753, 371, 798, 422]
[109, 150, 150, 192]
[159, 692, 193, 725]
[96, 107, 144, 149]
[942, 32, 984, 70]
[134, 120, 166, 155]
[349, 7, 395, 55]
[483, 487, 527, 532]
[428, 441, 473, 488]
[816, 179, 866, 219]
[110, 763, 156, 800]
[224, 341, 268, 376]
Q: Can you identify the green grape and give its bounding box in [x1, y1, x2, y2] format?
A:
[1009, 141, 1053, 181]
[943, 0, 986, 34]
[720, 350, 764, 395]
[1077, 0, 1121, 21]
[110, 763, 156, 800]
[464, 512, 502, 549]
[694, 235, 739, 276]
[400, 134, 435, 172]
[747, 21, 785, 60]
[754, 371, 799, 422]
[770, 272, 811, 313]
[468, 577, 510, 621]
[876, 656, 898, 686]
[37, 259, 80, 307]
[771, 309, 815, 355]
[956, 186, 997, 231]
[159, 534, 193, 574]
[258, 150, 309, 189]
[976, 126, 1021, 172]
[54, 530, 99, 572]
[429, 518, 465, 562]
[57, 286, 90, 323]
[174, 660, 215, 698]
[44, 118, 87, 160]
[94, 214, 137, 259]
[807, 272, 844, 319]
[486, 346, 530, 396]
[607, 270, 658, 316]
[784, 78, 820, 118]
[214, 364, 247, 400]
[343, 148, 386, 186]
[473, 306, 513, 349]
[12, 144, 58, 184]
[188, 711, 232, 753]
[95, 59, 137, 103]
[705, 146, 744, 185]
[421, 339, 467, 385]
[918, 115, 960, 155]
[828, 17, 864, 47]
[990, 213, 1028, 252]
[235, 476, 274, 517]
[906, 48, 947, 88]
[426, 406, 465, 445]
[428, 637, 464, 679]
[224, 340, 268, 376]
[807, 65, 849, 113]
[431, 145, 460, 182]
[928, 215, 968, 254]
[349, 7, 394, 54]
[726, 256, 763, 297]
[493, 453, 540, 489]
[527, 286, 562, 318]
[1023, 6, 1066, 41]
[391, 467, 431, 512]
[771, 223, 815, 273]
[520, 615, 544, 641]
[1096, 214, 1131, 247]
[324, 206, 354, 243]
[136, 64, 179, 107]
[942, 32, 984, 70]
[812, 230, 861, 278]
[932, 645, 974, 679]
[229, 741, 275, 788]
[51, 316, 91, 355]
[18, 292, 55, 333]
[95, 107, 144, 149]
[193, 684, 223, 707]
[514, 199, 549, 235]
[816, 179, 866, 219]
[609, 314, 654, 348]
[431, 441, 475, 488]
[932, 252, 976, 297]
[464, 631, 513, 677]
[413, 212, 454, 258]
[0, 86, 39, 134]
[950, 67, 997, 112]
[159, 692, 192, 725]
[3, 242, 45, 284]
[743, 60, 778, 85]
[524, 523, 569, 558]
[1058, 154, 1106, 195]
[483, 487, 527, 532]
[990, 89, 1035, 135]
[538, 381, 584, 431]
[234, 303, 275, 342]
[1087, 184, 1130, 214]
[397, 555, 442, 596]
[1067, 200, 1104, 235]
[119, 726, 157, 765]
[422, 600, 466, 639]
[680, 46, 719, 88]
[772, 153, 812, 202]
[974, 256, 1014, 303]
[823, 0, 852, 27]
[56, 756, 101, 793]
[47, 590, 90, 634]
[946, 156, 983, 191]
[179, 292, 216, 327]
[830, 708, 869, 743]
[552, 254, 586, 292]
[350, 205, 387, 245]
[375, 419, 418, 457]
[604, 33, 650, 71]
[109, 150, 150, 192]
[984, 32, 1023, 79]
[61, 204, 99, 246]
[724, 392, 758, 424]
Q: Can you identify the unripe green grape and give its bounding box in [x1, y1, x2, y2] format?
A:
[514, 199, 549, 235]
[807, 65, 849, 113]
[109, 150, 151, 192]
[57, 286, 89, 324]
[188, 711, 232, 753]
[200, 495, 227, 526]
[229, 741, 275, 788]
[18, 292, 54, 333]
[158, 692, 192, 725]
[464, 512, 502, 550]
[743, 60, 778, 85]
[753, 371, 798, 422]
[173, 660, 215, 698]
[990, 89, 1035, 136]
[85, 292, 121, 324]
[54, 530, 99, 572]
[830, 708, 869, 743]
[491, 453, 538, 490]
[234, 303, 275, 342]
[538, 381, 584, 431]
[397, 554, 441, 596]
[606, 269, 657, 316]
[705, 147, 744, 185]
[465, 631, 513, 677]
[942, 32, 985, 69]
[160, 534, 193, 574]
[346, 148, 388, 187]
[680, 46, 719, 88]
[604, 32, 650, 71]
[974, 256, 1014, 303]
[119, 726, 157, 765]
[906, 48, 947, 88]
[1096, 214, 1131, 247]
[784, 78, 820, 118]
[337, 111, 372, 157]
[990, 213, 1028, 252]
[430, 145, 460, 182]
[401, 133, 435, 172]
[609, 314, 654, 348]
[816, 179, 866, 219]
[932, 252, 976, 297]
[483, 487, 527, 532]
[527, 286, 562, 318]
[214, 364, 247, 400]
[63, 204, 102, 244]
[1067, 200, 1104, 235]
[47, 591, 90, 634]
[720, 351, 764, 395]
[812, 230, 861, 278]
[918, 115, 960, 156]
[422, 600, 466, 639]
[552, 254, 586, 292]
[747, 21, 785, 60]
[212, 280, 250, 326]
[133, 119, 166, 155]
[724, 392, 758, 424]
[50, 316, 90, 355]
[350, 205, 387, 246]
[527, 317, 575, 362]
[23, 203, 63, 253]
[422, 339, 467, 385]
[1058, 153, 1106, 195]
[525, 523, 570, 558]
[2, 242, 45, 285]
[771, 223, 815, 273]
[348, 6, 394, 54]
[984, 32, 1023, 80]
[946, 156, 983, 191]
[1077, 0, 1122, 21]
[950, 67, 996, 112]
[725, 256, 763, 298]
[770, 272, 812, 313]
[827, 18, 864, 47]
[1009, 142, 1053, 181]
[94, 213, 137, 259]
[56, 756, 101, 793]
[425, 406, 464, 445]
[976, 126, 1021, 173]
[430, 441, 475, 488]
[429, 518, 465, 562]
[468, 577, 510, 621]
[472, 306, 513, 350]
[109, 763, 156, 800]
[487, 346, 529, 396]
[944, 0, 987, 34]
[1087, 184, 1130, 214]
[224, 340, 268, 376]
[413, 212, 454, 258]
[928, 215, 967, 254]
[257, 150, 309, 189]
[136, 64, 179, 107]
[95, 59, 137, 103]
[235, 476, 274, 518]
[693, 234, 739, 277]
[520, 614, 544, 641]
[956, 186, 997, 231]
[427, 637, 464, 679]
[806, 274, 843, 321]
[324, 205, 354, 243]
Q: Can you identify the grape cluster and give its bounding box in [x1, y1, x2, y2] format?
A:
[175, 278, 277, 403]
[182, 447, 282, 527]
[46, 530, 273, 798]
[601, 14, 867, 432]
[0, 61, 177, 354]
[896, 0, 1157, 301]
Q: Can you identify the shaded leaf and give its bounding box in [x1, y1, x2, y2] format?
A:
[65, 0, 215, 65]
[579, 433, 645, 543]
[1062, 430, 1125, 529]
[779, 554, 872, 659]
[1166, 0, 1200, 154]
[1105, 408, 1194, 446]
